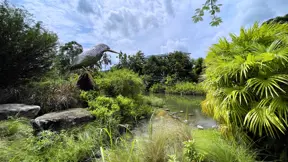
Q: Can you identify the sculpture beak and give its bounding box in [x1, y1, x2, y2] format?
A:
[106, 49, 120, 54]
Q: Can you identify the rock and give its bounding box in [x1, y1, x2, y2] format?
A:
[0, 104, 40, 120]
[188, 113, 194, 116]
[212, 125, 219, 129]
[197, 125, 204, 130]
[183, 120, 188, 123]
[31, 108, 95, 132]
[165, 109, 170, 111]
[179, 110, 184, 113]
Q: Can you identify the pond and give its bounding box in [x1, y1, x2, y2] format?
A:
[132, 94, 217, 136]
[151, 93, 216, 128]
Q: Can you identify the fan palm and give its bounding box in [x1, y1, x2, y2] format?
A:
[202, 22, 288, 139]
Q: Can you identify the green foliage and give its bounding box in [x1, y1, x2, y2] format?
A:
[184, 129, 256, 162]
[264, 13, 288, 24]
[149, 83, 166, 93]
[86, 95, 152, 124]
[88, 96, 121, 121]
[56, 41, 83, 74]
[103, 116, 192, 162]
[0, 74, 81, 113]
[0, 118, 33, 140]
[0, 120, 114, 162]
[202, 22, 288, 160]
[142, 95, 165, 108]
[166, 82, 205, 95]
[114, 50, 204, 91]
[0, 2, 58, 88]
[192, 0, 222, 26]
[25, 76, 81, 114]
[96, 69, 144, 98]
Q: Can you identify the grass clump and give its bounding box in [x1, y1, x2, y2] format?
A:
[103, 113, 192, 162]
[0, 119, 116, 162]
[142, 95, 165, 108]
[184, 129, 257, 162]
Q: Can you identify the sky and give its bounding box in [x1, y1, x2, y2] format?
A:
[7, 0, 288, 66]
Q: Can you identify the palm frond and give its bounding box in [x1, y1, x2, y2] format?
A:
[247, 74, 288, 98]
[244, 105, 286, 138]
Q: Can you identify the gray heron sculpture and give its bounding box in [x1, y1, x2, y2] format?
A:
[70, 43, 120, 91]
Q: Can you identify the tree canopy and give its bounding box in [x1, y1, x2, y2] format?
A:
[0, 2, 58, 88]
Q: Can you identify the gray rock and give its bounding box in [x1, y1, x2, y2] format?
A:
[165, 109, 170, 111]
[31, 108, 95, 132]
[179, 110, 184, 113]
[188, 113, 194, 116]
[0, 104, 40, 120]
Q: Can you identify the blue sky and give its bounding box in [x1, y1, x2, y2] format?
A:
[7, 0, 288, 65]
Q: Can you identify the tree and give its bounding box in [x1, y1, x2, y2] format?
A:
[57, 41, 83, 74]
[192, 0, 222, 26]
[191, 57, 204, 82]
[166, 51, 193, 81]
[127, 51, 145, 75]
[0, 2, 58, 88]
[202, 22, 288, 160]
[264, 13, 288, 24]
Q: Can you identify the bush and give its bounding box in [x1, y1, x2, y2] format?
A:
[149, 83, 165, 93]
[96, 69, 144, 98]
[0, 2, 58, 88]
[0, 74, 82, 114]
[86, 95, 152, 124]
[165, 82, 204, 95]
[202, 22, 288, 160]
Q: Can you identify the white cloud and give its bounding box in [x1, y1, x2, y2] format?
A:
[8, 0, 288, 62]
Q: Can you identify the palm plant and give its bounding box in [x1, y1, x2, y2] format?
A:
[202, 22, 288, 140]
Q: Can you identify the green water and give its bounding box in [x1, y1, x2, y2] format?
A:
[132, 94, 217, 136]
[151, 93, 216, 128]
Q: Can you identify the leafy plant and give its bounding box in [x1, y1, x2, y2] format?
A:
[149, 83, 166, 93]
[95, 69, 144, 98]
[0, 2, 58, 88]
[192, 0, 222, 26]
[184, 129, 256, 162]
[202, 22, 288, 160]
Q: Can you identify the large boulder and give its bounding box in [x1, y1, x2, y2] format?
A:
[0, 104, 40, 120]
[31, 108, 95, 132]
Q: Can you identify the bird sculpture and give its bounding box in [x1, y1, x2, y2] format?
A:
[70, 43, 120, 91]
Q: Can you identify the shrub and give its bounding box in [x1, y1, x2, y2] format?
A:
[96, 69, 144, 98]
[165, 82, 204, 95]
[149, 83, 165, 93]
[0, 2, 58, 88]
[202, 22, 288, 160]
[0, 74, 82, 114]
[142, 95, 165, 108]
[87, 95, 153, 124]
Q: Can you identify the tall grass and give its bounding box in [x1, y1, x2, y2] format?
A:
[185, 129, 257, 162]
[102, 112, 192, 162]
[0, 118, 117, 162]
[142, 95, 165, 108]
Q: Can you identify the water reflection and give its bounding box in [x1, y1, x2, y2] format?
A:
[150, 93, 216, 128]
